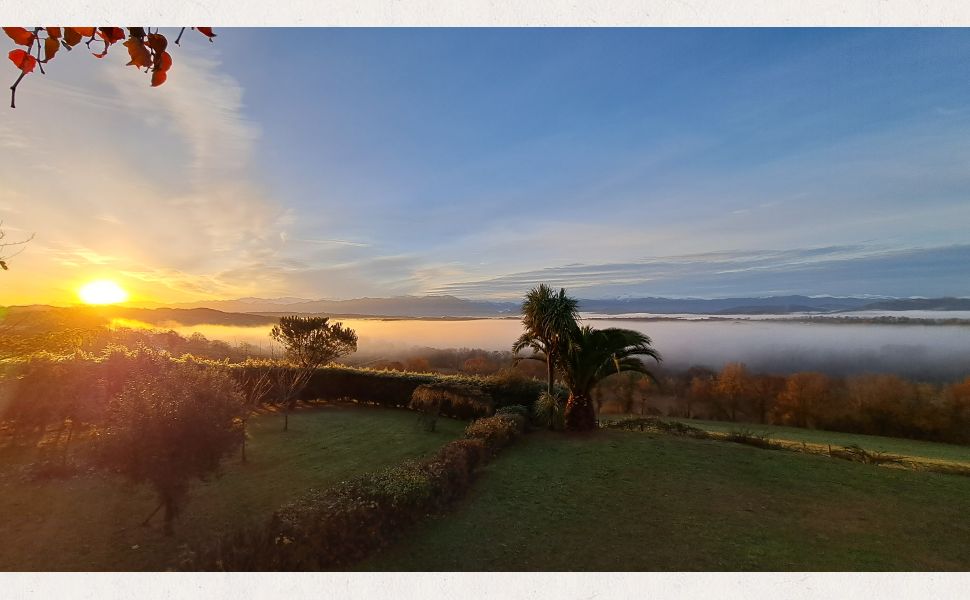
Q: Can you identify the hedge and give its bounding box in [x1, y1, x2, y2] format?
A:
[184, 414, 525, 571]
[229, 363, 548, 414]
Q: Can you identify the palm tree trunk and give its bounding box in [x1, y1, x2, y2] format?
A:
[564, 393, 597, 432]
[546, 354, 555, 395]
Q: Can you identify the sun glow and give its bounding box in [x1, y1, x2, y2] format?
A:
[78, 280, 129, 305]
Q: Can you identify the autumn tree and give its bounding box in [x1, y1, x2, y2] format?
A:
[4, 27, 215, 108]
[94, 361, 244, 535]
[714, 362, 752, 422]
[775, 372, 833, 429]
[749, 374, 785, 425]
[942, 377, 970, 443]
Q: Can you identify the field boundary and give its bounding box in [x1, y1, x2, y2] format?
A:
[601, 417, 970, 477]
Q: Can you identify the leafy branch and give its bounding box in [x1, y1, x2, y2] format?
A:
[4, 26, 216, 108]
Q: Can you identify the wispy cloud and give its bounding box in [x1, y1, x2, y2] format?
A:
[429, 245, 970, 299]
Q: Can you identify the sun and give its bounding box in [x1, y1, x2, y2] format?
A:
[78, 280, 129, 305]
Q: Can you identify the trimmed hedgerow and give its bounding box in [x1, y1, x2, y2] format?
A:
[184, 425, 503, 571]
[464, 413, 526, 452]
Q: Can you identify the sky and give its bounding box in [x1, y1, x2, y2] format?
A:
[2, 27, 970, 305]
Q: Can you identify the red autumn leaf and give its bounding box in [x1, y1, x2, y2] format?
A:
[63, 28, 82, 47]
[151, 69, 167, 87]
[154, 50, 172, 73]
[3, 27, 35, 46]
[44, 36, 59, 61]
[147, 33, 167, 54]
[73, 27, 96, 37]
[46, 27, 61, 38]
[8, 49, 37, 73]
[97, 27, 125, 44]
[196, 27, 216, 39]
[123, 37, 152, 68]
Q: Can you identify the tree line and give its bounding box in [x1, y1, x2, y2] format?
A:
[592, 362, 970, 445]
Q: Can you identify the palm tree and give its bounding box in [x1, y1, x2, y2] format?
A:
[557, 326, 662, 431]
[511, 284, 579, 396]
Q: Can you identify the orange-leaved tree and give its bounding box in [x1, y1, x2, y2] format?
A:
[4, 26, 215, 108]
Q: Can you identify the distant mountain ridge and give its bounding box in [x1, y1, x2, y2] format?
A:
[8, 296, 970, 325]
[131, 294, 969, 318]
[145, 295, 520, 317]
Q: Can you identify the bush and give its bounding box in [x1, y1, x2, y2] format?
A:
[601, 416, 709, 438]
[94, 360, 245, 534]
[464, 414, 525, 452]
[726, 428, 778, 450]
[409, 382, 494, 421]
[495, 404, 529, 418]
[533, 391, 565, 431]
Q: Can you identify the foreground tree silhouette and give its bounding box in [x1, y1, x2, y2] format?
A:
[557, 326, 661, 431]
[270, 316, 358, 431]
[512, 284, 579, 396]
[95, 361, 244, 535]
[4, 27, 215, 108]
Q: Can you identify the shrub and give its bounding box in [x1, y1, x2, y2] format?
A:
[409, 382, 494, 421]
[601, 416, 709, 438]
[93, 360, 245, 534]
[533, 391, 565, 430]
[726, 428, 778, 450]
[464, 414, 525, 452]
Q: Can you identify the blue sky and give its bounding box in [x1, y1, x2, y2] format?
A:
[3, 28, 970, 303]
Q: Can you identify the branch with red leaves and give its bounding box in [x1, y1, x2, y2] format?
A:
[3, 26, 215, 108]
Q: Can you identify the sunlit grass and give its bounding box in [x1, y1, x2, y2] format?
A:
[0, 405, 463, 570]
[364, 430, 970, 571]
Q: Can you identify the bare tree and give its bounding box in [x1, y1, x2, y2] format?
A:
[0, 223, 33, 271]
[272, 364, 313, 432]
[238, 368, 273, 461]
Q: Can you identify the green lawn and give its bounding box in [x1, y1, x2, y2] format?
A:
[363, 430, 970, 571]
[0, 404, 463, 571]
[664, 417, 970, 466]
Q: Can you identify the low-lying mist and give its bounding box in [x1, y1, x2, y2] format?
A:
[161, 318, 970, 382]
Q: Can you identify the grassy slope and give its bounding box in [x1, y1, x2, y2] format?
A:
[0, 405, 463, 571]
[664, 417, 970, 466]
[364, 430, 970, 571]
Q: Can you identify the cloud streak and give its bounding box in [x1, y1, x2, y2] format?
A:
[428, 245, 970, 299]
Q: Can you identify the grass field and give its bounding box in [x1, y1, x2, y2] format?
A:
[663, 417, 970, 466]
[0, 404, 463, 571]
[363, 430, 970, 571]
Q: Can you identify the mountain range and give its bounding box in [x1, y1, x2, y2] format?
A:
[133, 295, 970, 318]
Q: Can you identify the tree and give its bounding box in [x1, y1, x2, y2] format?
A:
[4, 27, 216, 108]
[714, 362, 752, 422]
[270, 316, 357, 431]
[95, 361, 244, 535]
[270, 316, 358, 370]
[556, 326, 661, 431]
[775, 372, 833, 429]
[512, 284, 579, 396]
[237, 366, 272, 463]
